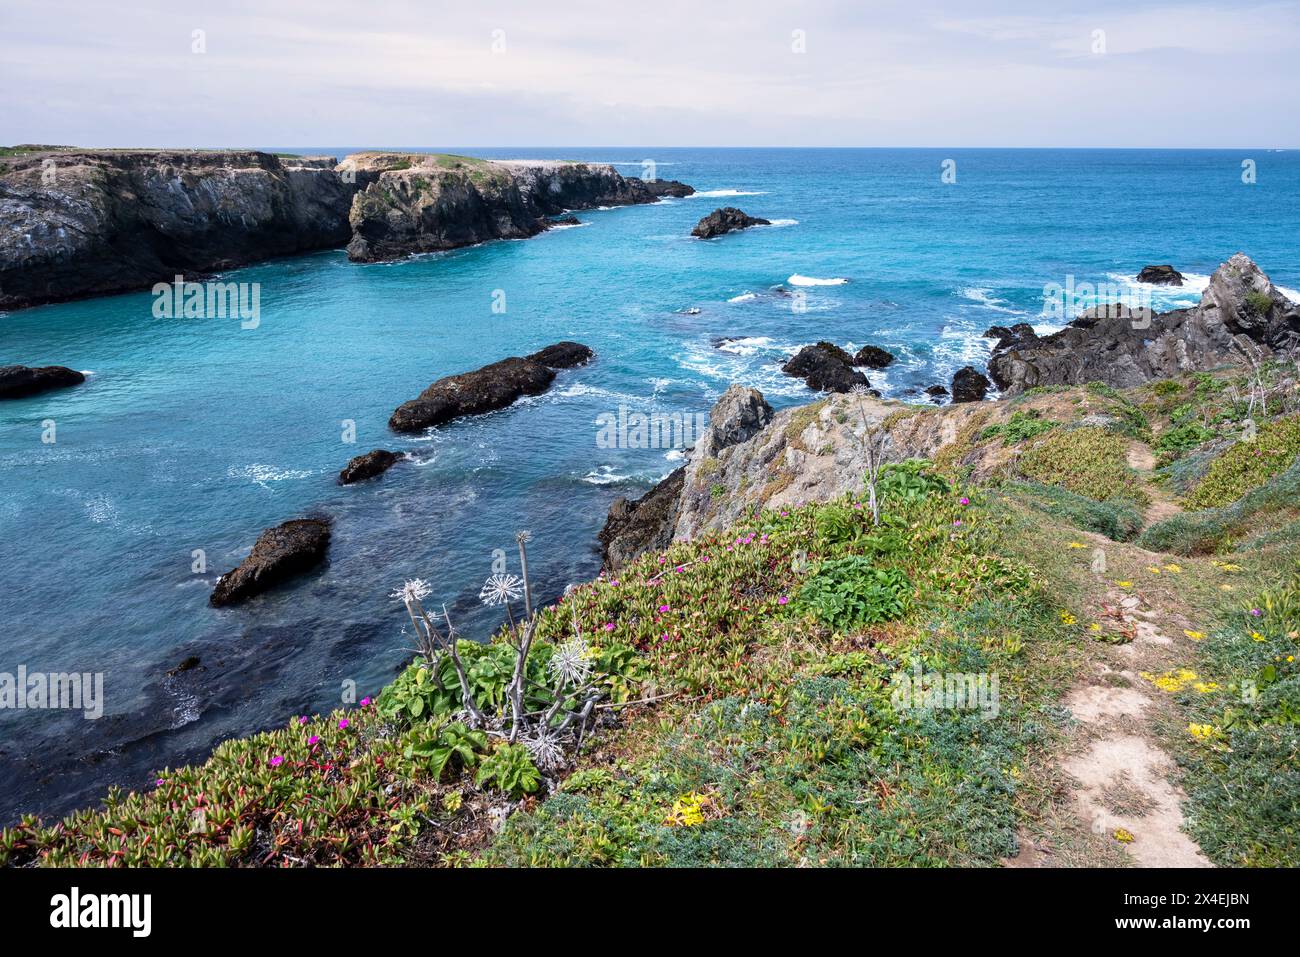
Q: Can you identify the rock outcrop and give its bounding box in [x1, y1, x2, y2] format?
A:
[951, 366, 991, 403]
[988, 254, 1300, 395]
[210, 518, 331, 607]
[599, 385, 774, 569]
[389, 342, 594, 433]
[853, 345, 895, 369]
[0, 148, 355, 310]
[1137, 264, 1184, 286]
[338, 449, 402, 485]
[782, 342, 871, 393]
[0, 364, 84, 398]
[341, 154, 689, 263]
[691, 207, 770, 239]
[629, 177, 695, 198]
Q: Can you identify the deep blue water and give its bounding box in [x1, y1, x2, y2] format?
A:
[2, 147, 1298, 820]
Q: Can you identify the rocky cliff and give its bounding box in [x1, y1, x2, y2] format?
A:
[988, 254, 1300, 394]
[0, 148, 691, 309]
[0, 148, 354, 309]
[340, 153, 691, 263]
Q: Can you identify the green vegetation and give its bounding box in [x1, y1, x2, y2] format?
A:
[1016, 426, 1148, 506]
[1184, 415, 1300, 509]
[1009, 481, 1144, 542]
[1141, 459, 1300, 555]
[980, 409, 1058, 445]
[1246, 290, 1274, 315]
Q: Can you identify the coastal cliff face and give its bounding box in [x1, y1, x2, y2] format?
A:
[0, 148, 691, 307]
[340, 153, 687, 262]
[0, 148, 354, 309]
[988, 254, 1300, 394]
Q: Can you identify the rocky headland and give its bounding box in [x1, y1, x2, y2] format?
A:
[987, 254, 1300, 395]
[0, 148, 692, 309]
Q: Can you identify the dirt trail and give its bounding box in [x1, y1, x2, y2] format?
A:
[1011, 442, 1212, 867]
[1126, 441, 1184, 530]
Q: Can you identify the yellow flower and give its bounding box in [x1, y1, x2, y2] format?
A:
[1183, 629, 1206, 641]
[1113, 828, 1135, 844]
[1067, 542, 1087, 549]
[1192, 681, 1219, 693]
[1251, 631, 1266, 642]
[1211, 560, 1242, 572]
[665, 791, 713, 827]
[1147, 566, 1161, 574]
[1116, 581, 1133, 588]
[1188, 723, 1224, 742]
[1059, 611, 1077, 626]
[1089, 623, 1103, 632]
[1163, 563, 1182, 573]
[1141, 668, 1198, 693]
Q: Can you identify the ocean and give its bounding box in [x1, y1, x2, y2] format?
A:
[2, 147, 1298, 821]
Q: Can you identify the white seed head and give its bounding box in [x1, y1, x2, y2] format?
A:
[548, 636, 592, 687]
[391, 578, 432, 604]
[479, 573, 524, 607]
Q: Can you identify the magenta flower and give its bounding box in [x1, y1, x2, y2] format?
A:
[676, 565, 684, 572]
[298, 716, 308, 725]
[1250, 608, 1262, 617]
[155, 778, 165, 786]
[308, 735, 320, 745]
[338, 718, 349, 730]
[658, 604, 670, 613]
[960, 496, 970, 506]
[269, 756, 284, 767]
[953, 520, 963, 526]
[778, 596, 790, 605]
[604, 621, 616, 631]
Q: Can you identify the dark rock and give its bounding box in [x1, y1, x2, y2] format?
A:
[0, 364, 85, 399]
[550, 215, 581, 226]
[691, 207, 771, 239]
[167, 656, 201, 676]
[598, 469, 685, 572]
[924, 384, 949, 398]
[210, 519, 331, 607]
[525, 341, 595, 369]
[951, 366, 991, 403]
[852, 345, 895, 369]
[988, 254, 1300, 394]
[982, 323, 1039, 350]
[627, 177, 695, 198]
[782, 342, 870, 393]
[0, 149, 356, 310]
[1137, 264, 1185, 286]
[389, 342, 593, 432]
[338, 449, 401, 485]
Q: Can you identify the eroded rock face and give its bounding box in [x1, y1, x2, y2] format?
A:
[0, 149, 356, 310]
[783, 342, 870, 393]
[210, 518, 331, 607]
[599, 386, 773, 568]
[338, 449, 401, 485]
[0, 364, 84, 398]
[342, 155, 689, 263]
[628, 177, 694, 198]
[690, 207, 771, 239]
[988, 254, 1300, 394]
[1137, 264, 1184, 286]
[951, 366, 991, 403]
[853, 345, 895, 369]
[389, 342, 594, 432]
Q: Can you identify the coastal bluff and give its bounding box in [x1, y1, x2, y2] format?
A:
[0, 147, 692, 309]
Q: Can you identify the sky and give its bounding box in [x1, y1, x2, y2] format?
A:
[2, 0, 1298, 148]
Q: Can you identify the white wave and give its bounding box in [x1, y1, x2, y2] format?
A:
[788, 274, 848, 286]
[228, 463, 317, 487]
[1105, 271, 1208, 309]
[664, 448, 686, 462]
[1278, 285, 1300, 303]
[727, 292, 757, 303]
[581, 465, 635, 485]
[546, 221, 588, 231]
[688, 189, 767, 198]
[79, 370, 95, 376]
[764, 219, 799, 227]
[675, 339, 814, 400]
[716, 335, 779, 356]
[959, 287, 1027, 316]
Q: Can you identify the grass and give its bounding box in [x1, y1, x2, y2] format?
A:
[1184, 414, 1300, 509]
[1015, 426, 1149, 506]
[1141, 459, 1300, 555]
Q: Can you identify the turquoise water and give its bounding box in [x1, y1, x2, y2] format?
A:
[2, 147, 1298, 819]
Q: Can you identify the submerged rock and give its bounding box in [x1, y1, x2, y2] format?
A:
[210, 518, 331, 607]
[951, 366, 991, 403]
[852, 345, 896, 369]
[0, 364, 85, 398]
[782, 342, 870, 393]
[988, 254, 1300, 394]
[338, 449, 402, 485]
[389, 342, 594, 432]
[1137, 264, 1185, 286]
[691, 207, 771, 239]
